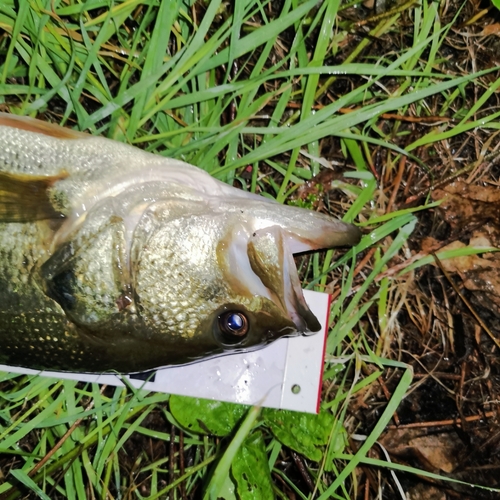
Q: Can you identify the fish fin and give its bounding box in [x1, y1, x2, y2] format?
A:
[0, 112, 89, 140]
[0, 171, 67, 222]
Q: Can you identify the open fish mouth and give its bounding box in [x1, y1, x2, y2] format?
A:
[217, 200, 361, 336]
[219, 224, 324, 335]
[248, 227, 321, 333]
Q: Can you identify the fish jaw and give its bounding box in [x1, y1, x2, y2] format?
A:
[215, 196, 362, 335]
[215, 198, 362, 253]
[218, 222, 321, 335]
[247, 227, 321, 333]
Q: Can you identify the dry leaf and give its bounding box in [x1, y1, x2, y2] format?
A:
[407, 483, 446, 500]
[380, 428, 465, 473]
[481, 23, 500, 36]
[432, 181, 500, 231]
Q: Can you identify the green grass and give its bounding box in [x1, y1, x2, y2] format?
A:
[0, 0, 499, 498]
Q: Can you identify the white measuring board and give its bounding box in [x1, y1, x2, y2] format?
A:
[0, 290, 329, 413]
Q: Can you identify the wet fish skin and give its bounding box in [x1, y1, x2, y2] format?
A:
[0, 113, 361, 373]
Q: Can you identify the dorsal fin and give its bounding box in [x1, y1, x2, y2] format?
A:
[0, 171, 68, 222]
[0, 112, 89, 140]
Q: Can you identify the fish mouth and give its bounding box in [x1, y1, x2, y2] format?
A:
[220, 225, 321, 334]
[248, 228, 321, 333]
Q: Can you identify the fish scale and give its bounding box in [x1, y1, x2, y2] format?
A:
[0, 112, 361, 373]
[137, 211, 240, 340]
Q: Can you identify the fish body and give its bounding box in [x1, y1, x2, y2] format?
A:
[0, 113, 360, 373]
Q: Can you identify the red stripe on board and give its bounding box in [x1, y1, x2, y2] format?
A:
[316, 294, 332, 414]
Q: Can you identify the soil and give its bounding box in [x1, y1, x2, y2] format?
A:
[1, 1, 500, 499]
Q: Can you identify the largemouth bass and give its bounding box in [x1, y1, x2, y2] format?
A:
[0, 113, 361, 373]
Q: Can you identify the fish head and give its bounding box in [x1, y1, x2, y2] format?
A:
[37, 176, 360, 371]
[131, 195, 361, 364]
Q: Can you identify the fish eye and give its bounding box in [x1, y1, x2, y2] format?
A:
[217, 311, 249, 345]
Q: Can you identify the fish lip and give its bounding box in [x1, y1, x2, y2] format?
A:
[273, 234, 322, 334]
[291, 299, 321, 333]
[281, 274, 322, 334]
[245, 226, 322, 335]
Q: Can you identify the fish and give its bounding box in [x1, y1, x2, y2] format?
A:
[0, 112, 361, 374]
